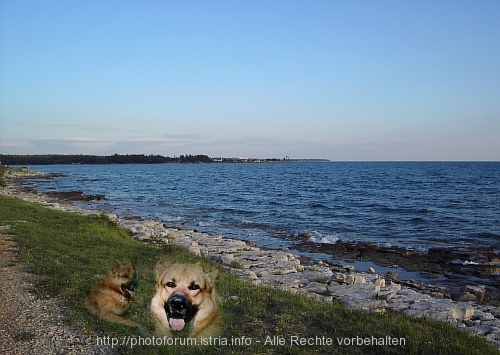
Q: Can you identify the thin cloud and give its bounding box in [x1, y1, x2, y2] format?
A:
[128, 137, 180, 143]
[47, 123, 147, 134]
[38, 137, 99, 142]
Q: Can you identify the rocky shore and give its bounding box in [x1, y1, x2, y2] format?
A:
[2, 169, 500, 348]
[292, 237, 500, 305]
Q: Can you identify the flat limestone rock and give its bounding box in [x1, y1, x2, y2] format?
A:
[448, 307, 475, 321]
[341, 298, 388, 311]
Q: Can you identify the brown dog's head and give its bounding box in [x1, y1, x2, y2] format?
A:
[109, 257, 137, 299]
[154, 259, 217, 332]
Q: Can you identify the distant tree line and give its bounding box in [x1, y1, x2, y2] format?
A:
[0, 154, 213, 165]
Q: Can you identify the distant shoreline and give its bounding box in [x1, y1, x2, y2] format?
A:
[0, 154, 330, 166]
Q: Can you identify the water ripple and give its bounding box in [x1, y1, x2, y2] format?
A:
[27, 162, 500, 251]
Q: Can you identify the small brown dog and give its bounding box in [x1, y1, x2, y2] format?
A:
[151, 257, 221, 340]
[85, 257, 137, 326]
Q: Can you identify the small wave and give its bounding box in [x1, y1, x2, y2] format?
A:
[416, 246, 429, 254]
[452, 259, 480, 266]
[470, 232, 500, 240]
[398, 246, 430, 255]
[154, 213, 183, 223]
[410, 217, 426, 224]
[224, 208, 256, 217]
[377, 242, 392, 248]
[310, 203, 328, 209]
[308, 231, 340, 244]
[196, 220, 217, 227]
[240, 219, 272, 231]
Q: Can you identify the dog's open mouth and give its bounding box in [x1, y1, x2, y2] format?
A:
[120, 283, 135, 298]
[168, 314, 186, 331]
[165, 294, 196, 331]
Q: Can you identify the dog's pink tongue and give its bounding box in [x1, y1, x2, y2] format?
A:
[169, 318, 185, 331]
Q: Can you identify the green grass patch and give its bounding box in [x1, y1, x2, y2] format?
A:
[0, 165, 6, 187]
[0, 194, 497, 354]
[313, 276, 329, 284]
[228, 260, 244, 269]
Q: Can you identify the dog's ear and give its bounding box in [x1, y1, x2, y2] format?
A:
[206, 268, 218, 282]
[154, 260, 163, 279]
[155, 256, 173, 278]
[109, 256, 119, 271]
[197, 262, 218, 282]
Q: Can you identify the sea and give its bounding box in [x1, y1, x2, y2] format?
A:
[22, 162, 500, 255]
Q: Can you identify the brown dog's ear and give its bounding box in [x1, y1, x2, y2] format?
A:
[155, 256, 173, 278]
[197, 261, 218, 282]
[206, 268, 218, 282]
[109, 256, 119, 271]
[154, 260, 163, 279]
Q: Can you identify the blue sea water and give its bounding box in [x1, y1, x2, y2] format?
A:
[24, 162, 500, 253]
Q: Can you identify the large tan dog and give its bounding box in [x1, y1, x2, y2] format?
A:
[151, 258, 221, 340]
[85, 257, 137, 326]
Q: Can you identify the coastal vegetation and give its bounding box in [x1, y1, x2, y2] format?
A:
[0, 154, 283, 165]
[0, 165, 6, 187]
[0, 194, 497, 354]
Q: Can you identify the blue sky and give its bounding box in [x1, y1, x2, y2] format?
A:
[1, 0, 499, 160]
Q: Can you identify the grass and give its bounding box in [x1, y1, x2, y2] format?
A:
[0, 194, 498, 355]
[313, 276, 330, 284]
[0, 165, 6, 187]
[228, 260, 245, 269]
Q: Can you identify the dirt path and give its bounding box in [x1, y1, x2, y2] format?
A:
[0, 233, 113, 354]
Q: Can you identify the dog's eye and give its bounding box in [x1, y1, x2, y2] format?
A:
[121, 274, 129, 278]
[165, 282, 175, 288]
[189, 283, 200, 291]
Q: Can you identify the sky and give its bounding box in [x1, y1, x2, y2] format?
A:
[1, 0, 499, 161]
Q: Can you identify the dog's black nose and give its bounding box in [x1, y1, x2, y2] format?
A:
[168, 295, 189, 315]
